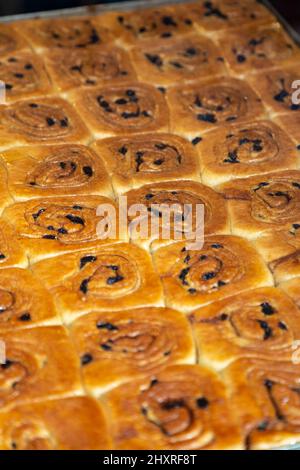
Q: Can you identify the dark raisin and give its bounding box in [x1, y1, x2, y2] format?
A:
[97, 322, 118, 331]
[80, 255, 97, 269]
[81, 353, 93, 365]
[192, 136, 202, 145]
[196, 397, 209, 409]
[66, 214, 84, 225]
[19, 313, 31, 322]
[83, 166, 93, 177]
[46, 117, 55, 126]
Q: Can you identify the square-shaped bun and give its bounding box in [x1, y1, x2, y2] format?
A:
[255, 228, 300, 284]
[153, 235, 273, 313]
[130, 34, 226, 86]
[70, 307, 195, 395]
[2, 195, 124, 263]
[0, 221, 27, 269]
[218, 23, 300, 75]
[20, 17, 113, 52]
[0, 396, 111, 450]
[31, 243, 164, 323]
[1, 144, 112, 200]
[196, 120, 298, 185]
[187, 0, 274, 33]
[0, 326, 81, 409]
[223, 359, 300, 449]
[123, 180, 229, 250]
[92, 134, 200, 194]
[103, 364, 243, 450]
[96, 5, 195, 46]
[0, 23, 31, 55]
[167, 76, 265, 138]
[70, 82, 169, 138]
[218, 170, 300, 239]
[248, 65, 300, 117]
[275, 113, 300, 145]
[0, 267, 59, 331]
[0, 52, 54, 103]
[190, 287, 300, 369]
[45, 45, 136, 92]
[0, 97, 90, 150]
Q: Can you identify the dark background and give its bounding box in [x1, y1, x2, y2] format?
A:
[0, 0, 299, 34]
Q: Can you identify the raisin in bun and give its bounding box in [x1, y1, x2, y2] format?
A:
[71, 82, 169, 138]
[0, 397, 111, 450]
[70, 307, 195, 394]
[103, 364, 243, 450]
[153, 235, 272, 313]
[92, 133, 200, 194]
[31, 243, 164, 323]
[1, 144, 112, 200]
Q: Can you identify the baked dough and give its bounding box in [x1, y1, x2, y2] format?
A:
[218, 170, 300, 239]
[167, 76, 266, 138]
[0, 24, 31, 55]
[123, 180, 229, 249]
[218, 23, 300, 76]
[0, 326, 81, 409]
[19, 17, 113, 52]
[45, 45, 136, 92]
[153, 235, 273, 312]
[70, 307, 195, 394]
[103, 364, 243, 449]
[275, 113, 300, 145]
[187, 0, 274, 33]
[0, 267, 59, 331]
[279, 278, 300, 310]
[2, 195, 124, 262]
[1, 144, 113, 200]
[0, 97, 91, 150]
[196, 120, 298, 185]
[70, 82, 169, 138]
[190, 287, 300, 369]
[0, 396, 111, 450]
[223, 359, 300, 449]
[130, 34, 226, 86]
[31, 243, 164, 323]
[92, 133, 200, 194]
[0, 52, 53, 103]
[0, 163, 13, 214]
[255, 228, 300, 284]
[248, 65, 300, 117]
[0, 220, 27, 269]
[97, 5, 195, 46]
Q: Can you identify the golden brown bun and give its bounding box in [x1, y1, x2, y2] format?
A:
[218, 170, 300, 239]
[92, 133, 200, 194]
[196, 120, 298, 185]
[166, 76, 266, 138]
[45, 45, 136, 92]
[0, 220, 27, 269]
[20, 16, 113, 52]
[223, 359, 300, 449]
[130, 34, 226, 86]
[0, 96, 90, 150]
[248, 65, 300, 117]
[103, 364, 243, 450]
[0, 267, 59, 331]
[0, 24, 31, 55]
[218, 23, 300, 75]
[255, 228, 300, 284]
[96, 5, 195, 47]
[0, 326, 81, 409]
[187, 0, 274, 33]
[70, 307, 195, 395]
[153, 235, 273, 313]
[2, 144, 113, 200]
[31, 243, 164, 323]
[0, 396, 111, 450]
[70, 82, 169, 138]
[2, 195, 125, 263]
[123, 180, 229, 250]
[190, 287, 300, 369]
[275, 113, 300, 145]
[0, 52, 53, 103]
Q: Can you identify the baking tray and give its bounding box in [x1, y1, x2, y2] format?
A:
[0, 0, 299, 451]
